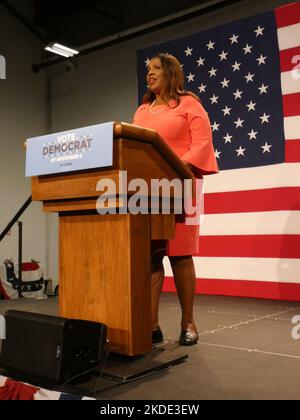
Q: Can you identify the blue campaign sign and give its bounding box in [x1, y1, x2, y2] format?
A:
[25, 122, 114, 177]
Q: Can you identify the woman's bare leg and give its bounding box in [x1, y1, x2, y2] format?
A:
[169, 256, 197, 333]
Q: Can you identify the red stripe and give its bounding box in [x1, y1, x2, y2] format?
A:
[286, 139, 300, 162]
[280, 46, 300, 72]
[275, 2, 300, 28]
[204, 187, 300, 214]
[283, 93, 300, 117]
[197, 235, 300, 259]
[163, 277, 300, 301]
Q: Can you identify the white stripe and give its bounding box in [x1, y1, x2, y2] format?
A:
[200, 211, 300, 235]
[278, 23, 300, 51]
[164, 257, 300, 283]
[34, 390, 62, 400]
[281, 71, 300, 95]
[0, 376, 7, 387]
[204, 163, 300, 193]
[284, 116, 300, 140]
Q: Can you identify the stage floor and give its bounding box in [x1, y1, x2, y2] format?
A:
[1, 293, 300, 400]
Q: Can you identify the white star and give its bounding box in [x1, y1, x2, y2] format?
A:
[223, 134, 233, 144]
[208, 67, 218, 78]
[260, 113, 271, 124]
[145, 58, 150, 66]
[185, 47, 193, 56]
[236, 146, 246, 157]
[222, 106, 232, 116]
[198, 83, 207, 93]
[230, 34, 239, 44]
[232, 61, 242, 72]
[234, 118, 245, 128]
[255, 26, 265, 37]
[233, 89, 243, 100]
[257, 54, 267, 65]
[197, 57, 205, 67]
[245, 72, 255, 83]
[246, 101, 257, 111]
[259, 84, 269, 94]
[187, 73, 195, 82]
[248, 130, 258, 140]
[219, 51, 229, 61]
[243, 44, 253, 55]
[215, 149, 222, 159]
[210, 94, 219, 105]
[261, 142, 272, 153]
[212, 122, 220, 132]
[207, 40, 216, 50]
[221, 78, 230, 88]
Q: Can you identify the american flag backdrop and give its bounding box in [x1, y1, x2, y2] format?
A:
[0, 376, 94, 400]
[137, 2, 300, 301]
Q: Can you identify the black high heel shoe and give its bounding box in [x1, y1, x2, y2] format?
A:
[179, 330, 199, 346]
[152, 327, 164, 344]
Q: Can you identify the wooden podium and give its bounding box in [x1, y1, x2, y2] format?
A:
[31, 122, 193, 356]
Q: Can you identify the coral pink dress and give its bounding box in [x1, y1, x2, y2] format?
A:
[133, 95, 219, 256]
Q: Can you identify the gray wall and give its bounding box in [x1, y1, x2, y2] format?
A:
[0, 6, 47, 272]
[48, 0, 292, 287]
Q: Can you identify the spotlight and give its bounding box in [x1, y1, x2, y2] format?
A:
[45, 43, 79, 58]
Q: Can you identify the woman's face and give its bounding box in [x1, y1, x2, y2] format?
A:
[147, 57, 165, 95]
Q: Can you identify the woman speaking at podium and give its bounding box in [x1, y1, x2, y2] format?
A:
[133, 53, 218, 346]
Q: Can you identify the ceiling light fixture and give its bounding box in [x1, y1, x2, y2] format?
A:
[45, 43, 79, 58]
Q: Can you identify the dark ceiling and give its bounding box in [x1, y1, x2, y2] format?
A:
[32, 0, 217, 47]
[0, 0, 242, 70]
[1, 0, 240, 49]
